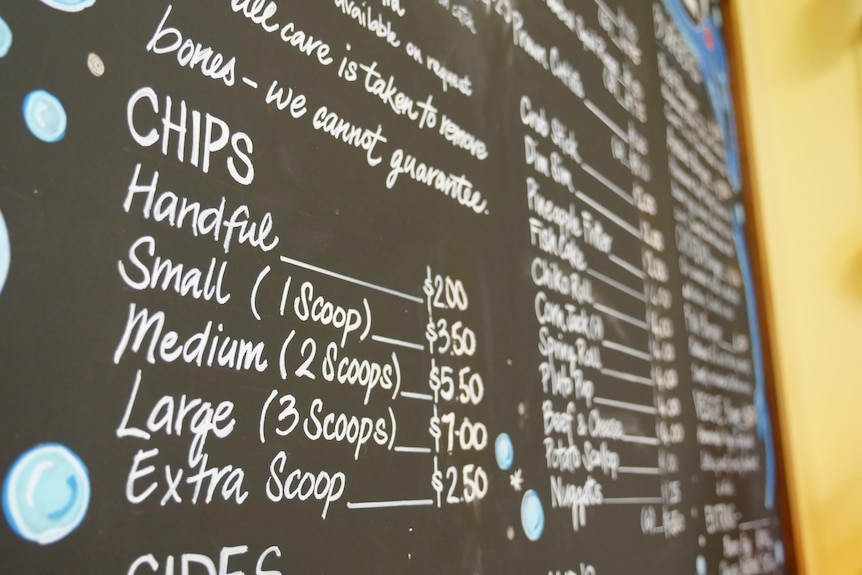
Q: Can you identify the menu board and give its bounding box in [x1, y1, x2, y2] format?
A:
[0, 0, 789, 573]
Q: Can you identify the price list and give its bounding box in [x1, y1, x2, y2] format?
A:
[0, 0, 788, 574]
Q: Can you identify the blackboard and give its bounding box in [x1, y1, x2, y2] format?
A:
[0, 1, 790, 573]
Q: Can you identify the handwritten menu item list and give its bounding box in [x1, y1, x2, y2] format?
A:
[0, 0, 787, 573]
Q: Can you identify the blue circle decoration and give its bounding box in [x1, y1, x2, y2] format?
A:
[520, 489, 544, 541]
[696, 554, 707, 575]
[495, 433, 514, 470]
[39, 0, 96, 12]
[0, 16, 12, 58]
[3, 444, 90, 544]
[774, 541, 784, 565]
[23, 90, 67, 143]
[0, 208, 9, 297]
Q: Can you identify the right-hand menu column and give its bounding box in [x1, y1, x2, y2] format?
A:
[650, 1, 786, 573]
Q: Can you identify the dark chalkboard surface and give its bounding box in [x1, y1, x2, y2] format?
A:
[0, 1, 789, 573]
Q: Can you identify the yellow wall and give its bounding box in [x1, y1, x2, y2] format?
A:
[731, 1, 862, 573]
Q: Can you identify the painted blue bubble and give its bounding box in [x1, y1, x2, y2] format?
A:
[0, 208, 9, 297]
[495, 433, 514, 471]
[774, 541, 784, 565]
[3, 444, 90, 544]
[0, 16, 11, 58]
[520, 489, 544, 541]
[39, 0, 96, 13]
[696, 555, 707, 575]
[23, 90, 66, 143]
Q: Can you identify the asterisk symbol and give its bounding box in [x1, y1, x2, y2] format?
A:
[509, 469, 524, 492]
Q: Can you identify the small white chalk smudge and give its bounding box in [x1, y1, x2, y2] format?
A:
[87, 52, 104, 77]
